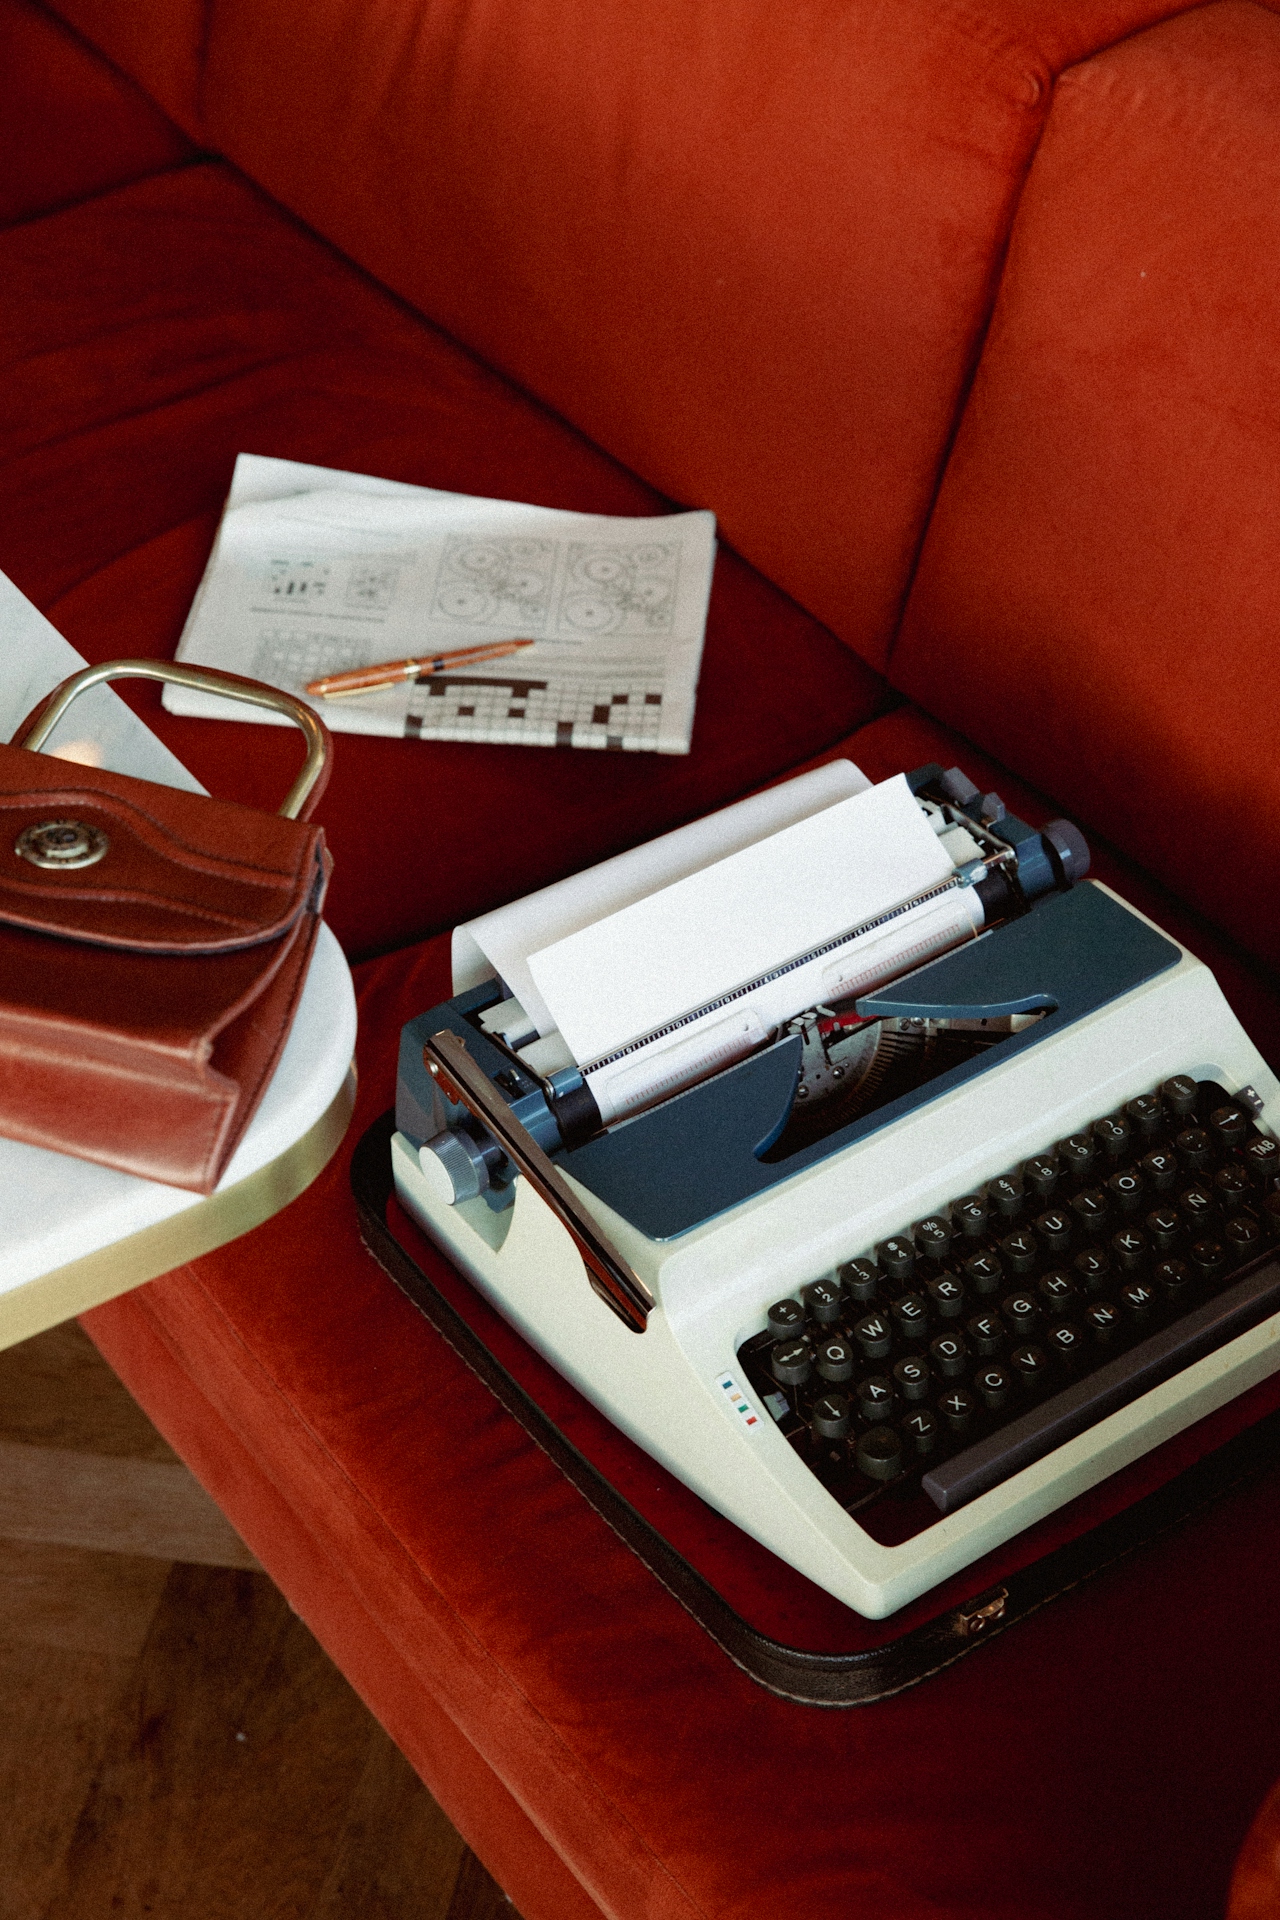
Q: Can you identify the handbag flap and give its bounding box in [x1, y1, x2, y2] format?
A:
[0, 746, 329, 953]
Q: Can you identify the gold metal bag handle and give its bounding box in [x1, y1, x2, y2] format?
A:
[15, 660, 332, 821]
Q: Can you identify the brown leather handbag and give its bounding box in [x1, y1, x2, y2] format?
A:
[0, 660, 334, 1193]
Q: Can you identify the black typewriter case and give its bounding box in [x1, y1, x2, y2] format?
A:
[352, 1112, 1280, 1707]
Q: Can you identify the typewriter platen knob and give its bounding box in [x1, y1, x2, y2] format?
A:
[418, 1127, 494, 1204]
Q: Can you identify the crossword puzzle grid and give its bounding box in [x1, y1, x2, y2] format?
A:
[404, 670, 666, 749]
[253, 629, 367, 689]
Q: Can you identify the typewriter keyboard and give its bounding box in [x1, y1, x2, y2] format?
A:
[736, 1077, 1280, 1527]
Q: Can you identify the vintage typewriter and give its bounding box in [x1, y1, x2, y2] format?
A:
[390, 760, 1280, 1619]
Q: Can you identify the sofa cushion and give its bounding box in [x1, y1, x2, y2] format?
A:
[82, 703, 1280, 1920]
[894, 1, 1280, 974]
[0, 160, 887, 960]
[35, 0, 1200, 671]
[0, 0, 194, 228]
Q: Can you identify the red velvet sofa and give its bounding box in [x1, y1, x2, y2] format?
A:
[5, 0, 1280, 1911]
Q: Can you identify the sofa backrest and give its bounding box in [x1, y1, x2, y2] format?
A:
[36, 0, 1195, 673]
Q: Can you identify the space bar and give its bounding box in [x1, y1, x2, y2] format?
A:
[922, 1257, 1280, 1515]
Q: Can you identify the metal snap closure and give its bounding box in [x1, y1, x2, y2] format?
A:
[14, 819, 110, 869]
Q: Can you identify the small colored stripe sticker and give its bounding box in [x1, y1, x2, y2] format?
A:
[716, 1371, 760, 1429]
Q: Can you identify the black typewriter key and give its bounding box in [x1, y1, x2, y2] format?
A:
[1002, 1292, 1039, 1337]
[989, 1173, 1026, 1220]
[1117, 1279, 1156, 1325]
[1154, 1258, 1192, 1301]
[1188, 1238, 1227, 1284]
[1178, 1183, 1215, 1228]
[929, 1331, 968, 1379]
[811, 1393, 852, 1442]
[1125, 1092, 1165, 1137]
[1109, 1225, 1148, 1273]
[975, 1363, 1012, 1411]
[1107, 1168, 1145, 1216]
[1224, 1213, 1263, 1263]
[953, 1193, 989, 1238]
[815, 1335, 855, 1383]
[966, 1310, 1004, 1357]
[1146, 1205, 1183, 1255]
[1094, 1112, 1132, 1160]
[1038, 1270, 1078, 1314]
[1057, 1132, 1096, 1177]
[1074, 1246, 1112, 1292]
[856, 1426, 904, 1481]
[1214, 1165, 1251, 1214]
[771, 1339, 813, 1386]
[1048, 1322, 1086, 1366]
[1161, 1074, 1200, 1118]
[915, 1215, 953, 1259]
[1034, 1208, 1073, 1254]
[939, 1385, 978, 1434]
[999, 1227, 1039, 1275]
[856, 1375, 895, 1422]
[1010, 1343, 1049, 1390]
[891, 1293, 929, 1341]
[1240, 1135, 1280, 1187]
[1071, 1188, 1111, 1235]
[1210, 1104, 1249, 1149]
[877, 1235, 917, 1282]
[1175, 1127, 1212, 1172]
[804, 1276, 845, 1324]
[893, 1356, 931, 1402]
[927, 1274, 965, 1319]
[1265, 1191, 1280, 1238]
[1140, 1147, 1179, 1193]
[963, 1250, 1004, 1296]
[767, 1298, 807, 1340]
[1024, 1153, 1061, 1199]
[903, 1406, 940, 1457]
[1084, 1302, 1122, 1347]
[852, 1311, 893, 1361]
[839, 1257, 883, 1304]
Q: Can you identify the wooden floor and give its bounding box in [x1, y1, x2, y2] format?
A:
[0, 1323, 521, 1920]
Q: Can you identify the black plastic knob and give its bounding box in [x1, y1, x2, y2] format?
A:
[877, 1235, 917, 1282]
[1107, 1168, 1145, 1216]
[815, 1335, 855, 1383]
[1125, 1093, 1164, 1137]
[771, 1339, 812, 1386]
[939, 1385, 977, 1433]
[1038, 1270, 1078, 1315]
[856, 1375, 896, 1423]
[903, 1407, 939, 1457]
[893, 1356, 931, 1403]
[1161, 1075, 1200, 1118]
[1024, 1154, 1061, 1198]
[839, 1258, 883, 1305]
[1140, 1147, 1179, 1193]
[963, 1251, 1004, 1296]
[856, 1427, 904, 1482]
[1057, 1132, 1096, 1177]
[989, 1174, 1025, 1219]
[975, 1364, 1012, 1411]
[999, 1228, 1039, 1275]
[1094, 1113, 1132, 1160]
[811, 1393, 852, 1442]
[953, 1194, 989, 1237]
[914, 1215, 953, 1259]
[1175, 1127, 1212, 1172]
[1210, 1104, 1249, 1149]
[852, 1312, 893, 1361]
[1002, 1292, 1039, 1338]
[767, 1298, 806, 1340]
[1074, 1246, 1112, 1292]
[804, 1276, 845, 1325]
[927, 1274, 966, 1319]
[929, 1332, 968, 1379]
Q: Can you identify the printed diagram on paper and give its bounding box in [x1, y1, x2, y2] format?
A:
[167, 456, 715, 754]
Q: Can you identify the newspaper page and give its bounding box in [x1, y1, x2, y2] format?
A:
[165, 455, 716, 754]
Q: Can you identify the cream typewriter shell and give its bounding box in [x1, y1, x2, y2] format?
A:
[393, 888, 1280, 1620]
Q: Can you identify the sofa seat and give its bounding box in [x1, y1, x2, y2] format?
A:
[83, 704, 1280, 1920]
[0, 154, 886, 959]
